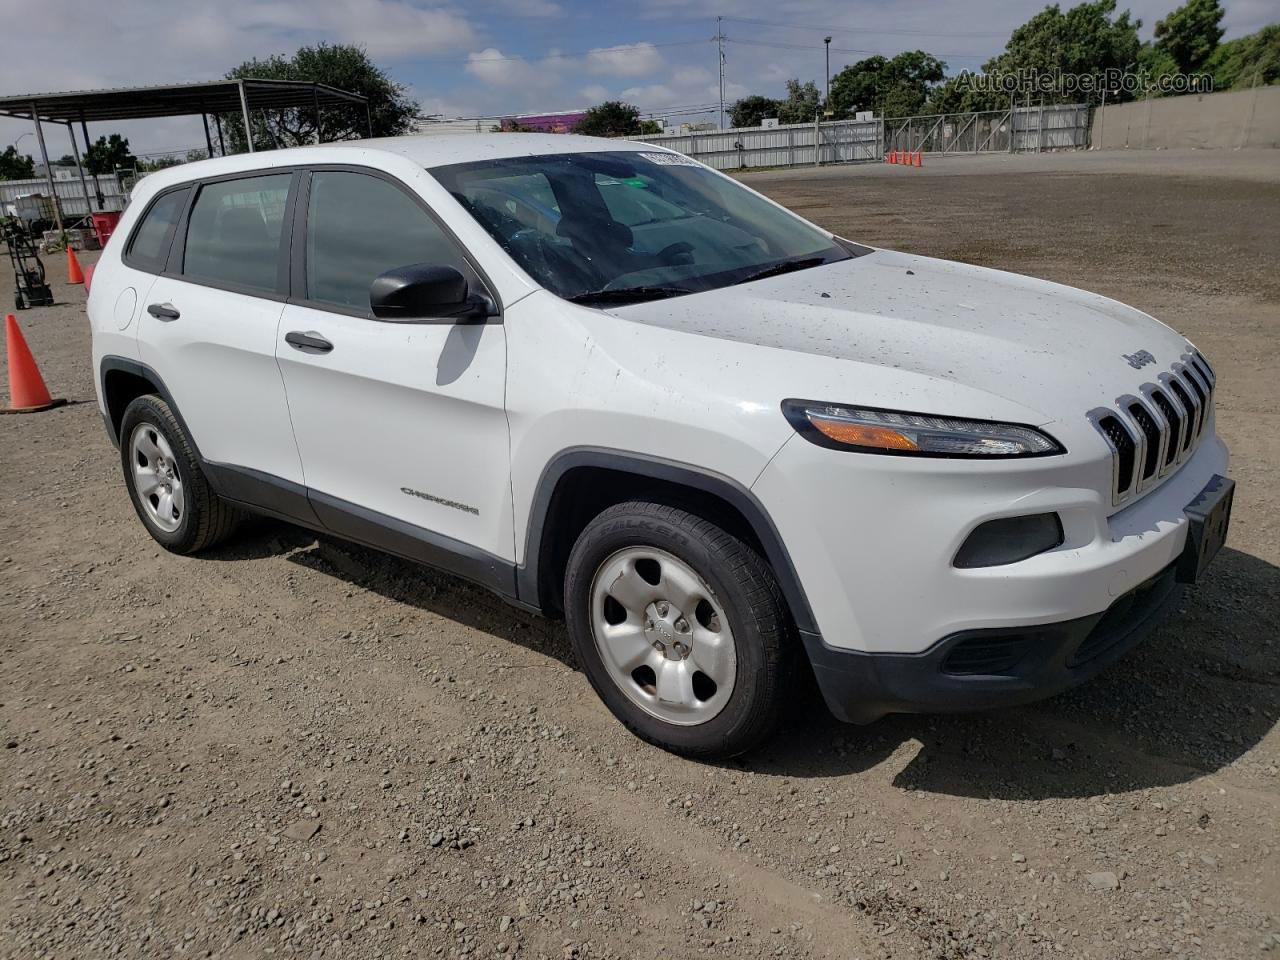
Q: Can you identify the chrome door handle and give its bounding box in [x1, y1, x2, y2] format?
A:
[285, 330, 333, 354]
[147, 302, 180, 321]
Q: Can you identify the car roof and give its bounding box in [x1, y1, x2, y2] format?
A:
[131, 133, 665, 195]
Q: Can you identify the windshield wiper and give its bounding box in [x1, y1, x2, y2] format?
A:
[732, 256, 830, 286]
[568, 285, 693, 305]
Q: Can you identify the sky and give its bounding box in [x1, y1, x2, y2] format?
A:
[0, 0, 1273, 161]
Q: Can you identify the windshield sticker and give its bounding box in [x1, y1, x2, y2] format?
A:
[637, 152, 700, 167]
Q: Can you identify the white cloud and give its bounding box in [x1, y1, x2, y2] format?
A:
[500, 0, 564, 15]
[308, 0, 477, 60]
[585, 43, 665, 77]
[579, 84, 611, 102]
[465, 48, 546, 88]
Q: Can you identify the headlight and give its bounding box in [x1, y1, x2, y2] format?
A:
[781, 400, 1065, 458]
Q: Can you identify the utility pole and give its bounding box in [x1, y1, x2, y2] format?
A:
[824, 36, 832, 113]
[716, 17, 726, 130]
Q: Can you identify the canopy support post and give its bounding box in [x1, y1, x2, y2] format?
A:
[201, 112, 214, 157]
[237, 80, 254, 153]
[65, 121, 94, 222]
[30, 102, 64, 233]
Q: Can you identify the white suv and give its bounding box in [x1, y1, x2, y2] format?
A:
[89, 134, 1233, 758]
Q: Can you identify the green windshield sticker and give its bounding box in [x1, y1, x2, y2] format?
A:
[622, 177, 647, 188]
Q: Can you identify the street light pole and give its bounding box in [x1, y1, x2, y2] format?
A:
[716, 17, 726, 129]
[824, 36, 832, 113]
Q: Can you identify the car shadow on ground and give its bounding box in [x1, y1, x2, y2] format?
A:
[203, 518, 578, 667]
[206, 525, 1278, 801]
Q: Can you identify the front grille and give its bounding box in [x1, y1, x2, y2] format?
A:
[1090, 349, 1215, 506]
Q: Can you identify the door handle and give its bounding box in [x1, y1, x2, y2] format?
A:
[285, 330, 334, 354]
[147, 302, 180, 321]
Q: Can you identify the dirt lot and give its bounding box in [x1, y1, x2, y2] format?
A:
[2, 149, 1278, 960]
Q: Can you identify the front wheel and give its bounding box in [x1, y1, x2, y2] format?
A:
[564, 501, 795, 758]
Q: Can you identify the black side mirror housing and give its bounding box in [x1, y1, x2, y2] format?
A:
[369, 264, 490, 322]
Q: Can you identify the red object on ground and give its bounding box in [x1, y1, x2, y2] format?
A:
[84, 262, 95, 293]
[90, 211, 122, 248]
[3, 314, 64, 413]
[67, 247, 85, 285]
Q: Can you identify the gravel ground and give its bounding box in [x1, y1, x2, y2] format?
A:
[2, 149, 1278, 960]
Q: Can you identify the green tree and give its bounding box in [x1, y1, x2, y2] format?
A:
[923, 74, 1000, 114]
[84, 134, 137, 175]
[224, 43, 417, 152]
[729, 95, 782, 127]
[1206, 24, 1280, 89]
[1153, 0, 1224, 75]
[982, 0, 1144, 105]
[638, 118, 663, 135]
[830, 51, 947, 118]
[571, 101, 641, 137]
[0, 145, 36, 180]
[776, 79, 823, 124]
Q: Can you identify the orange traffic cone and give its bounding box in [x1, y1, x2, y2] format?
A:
[889, 150, 897, 164]
[915, 151, 923, 167]
[67, 247, 85, 285]
[3, 314, 66, 414]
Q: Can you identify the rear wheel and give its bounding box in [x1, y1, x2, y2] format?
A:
[565, 501, 795, 758]
[119, 395, 242, 553]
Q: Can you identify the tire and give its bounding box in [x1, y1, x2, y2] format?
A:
[119, 394, 242, 554]
[565, 500, 796, 759]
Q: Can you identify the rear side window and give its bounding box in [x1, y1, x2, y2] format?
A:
[183, 174, 292, 293]
[305, 170, 476, 310]
[126, 188, 188, 271]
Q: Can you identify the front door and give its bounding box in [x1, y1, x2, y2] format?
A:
[275, 168, 513, 567]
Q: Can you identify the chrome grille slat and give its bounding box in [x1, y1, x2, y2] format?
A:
[1180, 363, 1211, 438]
[1091, 350, 1215, 506]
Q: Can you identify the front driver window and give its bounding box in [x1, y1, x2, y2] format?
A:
[305, 171, 476, 311]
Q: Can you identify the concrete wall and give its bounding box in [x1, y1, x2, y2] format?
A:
[1091, 85, 1280, 150]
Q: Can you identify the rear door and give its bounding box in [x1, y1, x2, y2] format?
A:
[138, 171, 305, 488]
[275, 167, 512, 566]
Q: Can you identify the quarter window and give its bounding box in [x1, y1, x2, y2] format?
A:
[126, 188, 188, 271]
[183, 174, 292, 293]
[305, 171, 475, 311]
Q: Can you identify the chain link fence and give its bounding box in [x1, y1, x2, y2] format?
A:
[639, 103, 1089, 171]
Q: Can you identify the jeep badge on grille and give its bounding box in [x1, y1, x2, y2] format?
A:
[1123, 349, 1157, 370]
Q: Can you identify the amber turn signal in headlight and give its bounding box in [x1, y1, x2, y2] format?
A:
[781, 401, 1065, 458]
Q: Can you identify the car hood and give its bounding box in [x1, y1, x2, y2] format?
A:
[609, 249, 1192, 422]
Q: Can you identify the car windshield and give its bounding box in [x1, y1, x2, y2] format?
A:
[430, 151, 855, 303]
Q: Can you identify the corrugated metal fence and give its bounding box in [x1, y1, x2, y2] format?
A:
[641, 103, 1089, 171]
[0, 174, 127, 218]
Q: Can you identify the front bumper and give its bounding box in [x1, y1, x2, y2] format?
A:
[801, 562, 1181, 723]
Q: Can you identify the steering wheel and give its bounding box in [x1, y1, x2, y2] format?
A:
[655, 241, 695, 266]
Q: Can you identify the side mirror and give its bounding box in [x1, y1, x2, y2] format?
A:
[369, 263, 490, 322]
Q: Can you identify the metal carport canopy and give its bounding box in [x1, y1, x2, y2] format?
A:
[0, 79, 370, 231]
[0, 78, 368, 126]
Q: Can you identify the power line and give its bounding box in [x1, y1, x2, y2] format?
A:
[724, 37, 987, 61]
[717, 15, 1008, 40]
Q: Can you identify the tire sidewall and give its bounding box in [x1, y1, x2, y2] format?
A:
[119, 396, 198, 551]
[566, 508, 777, 756]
